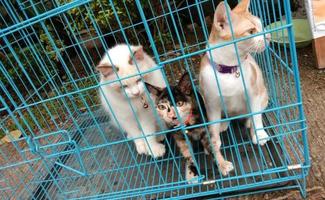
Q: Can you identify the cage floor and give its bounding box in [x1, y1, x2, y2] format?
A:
[27, 109, 295, 200]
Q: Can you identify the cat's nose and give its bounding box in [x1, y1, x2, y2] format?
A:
[132, 90, 140, 96]
[167, 109, 176, 119]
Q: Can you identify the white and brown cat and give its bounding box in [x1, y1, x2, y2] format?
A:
[199, 0, 271, 175]
[97, 44, 166, 158]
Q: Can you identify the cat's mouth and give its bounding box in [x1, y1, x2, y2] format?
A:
[170, 111, 193, 128]
[171, 120, 181, 127]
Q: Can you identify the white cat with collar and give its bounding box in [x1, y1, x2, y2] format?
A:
[97, 44, 166, 158]
[200, 0, 271, 176]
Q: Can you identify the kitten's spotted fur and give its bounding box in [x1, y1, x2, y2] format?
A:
[146, 73, 226, 182]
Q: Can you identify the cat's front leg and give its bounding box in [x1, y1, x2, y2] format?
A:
[206, 104, 234, 176]
[248, 90, 269, 146]
[199, 130, 211, 155]
[173, 134, 199, 183]
[156, 134, 165, 142]
[141, 122, 166, 158]
[209, 123, 234, 176]
[220, 121, 229, 132]
[123, 122, 149, 155]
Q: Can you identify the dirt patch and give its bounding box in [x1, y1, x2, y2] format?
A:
[233, 0, 325, 198]
[298, 46, 325, 199]
[230, 45, 325, 200]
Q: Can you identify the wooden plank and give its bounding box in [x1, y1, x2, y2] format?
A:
[307, 0, 325, 69]
[313, 36, 325, 69]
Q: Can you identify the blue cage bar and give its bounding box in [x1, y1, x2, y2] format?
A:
[0, 0, 309, 199]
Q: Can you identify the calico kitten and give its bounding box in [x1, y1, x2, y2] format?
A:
[146, 73, 225, 182]
[199, 0, 271, 176]
[97, 44, 166, 158]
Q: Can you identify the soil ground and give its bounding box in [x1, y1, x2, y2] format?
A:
[231, 46, 325, 200]
[237, 1, 325, 198]
[298, 47, 325, 198]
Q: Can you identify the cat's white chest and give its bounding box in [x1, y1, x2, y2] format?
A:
[202, 63, 248, 97]
[201, 62, 251, 114]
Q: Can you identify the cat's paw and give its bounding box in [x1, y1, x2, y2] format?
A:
[251, 130, 269, 146]
[147, 143, 166, 158]
[186, 173, 199, 184]
[185, 166, 199, 184]
[220, 122, 229, 132]
[135, 141, 148, 155]
[218, 160, 234, 176]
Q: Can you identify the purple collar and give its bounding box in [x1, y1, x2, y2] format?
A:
[210, 60, 238, 74]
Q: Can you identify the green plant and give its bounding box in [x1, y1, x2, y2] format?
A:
[39, 26, 65, 62]
[57, 0, 173, 47]
[58, 0, 136, 34]
[0, 0, 179, 138]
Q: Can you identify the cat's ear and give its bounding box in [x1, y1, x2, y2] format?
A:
[233, 0, 250, 14]
[134, 45, 144, 60]
[96, 64, 117, 77]
[129, 45, 144, 65]
[214, 1, 231, 30]
[129, 45, 144, 64]
[178, 72, 192, 96]
[145, 82, 163, 96]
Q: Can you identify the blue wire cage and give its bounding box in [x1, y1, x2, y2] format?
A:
[0, 0, 309, 199]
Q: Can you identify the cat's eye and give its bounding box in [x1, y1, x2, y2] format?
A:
[121, 85, 128, 89]
[249, 28, 255, 34]
[176, 101, 184, 107]
[158, 104, 166, 110]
